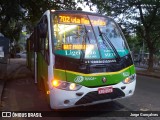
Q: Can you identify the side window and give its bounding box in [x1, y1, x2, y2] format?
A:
[40, 37, 45, 55]
[39, 16, 50, 64]
[45, 32, 49, 64]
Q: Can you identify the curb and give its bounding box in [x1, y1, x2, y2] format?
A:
[0, 79, 5, 106]
[136, 71, 160, 79]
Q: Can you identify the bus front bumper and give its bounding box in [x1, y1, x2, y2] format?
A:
[49, 80, 136, 109]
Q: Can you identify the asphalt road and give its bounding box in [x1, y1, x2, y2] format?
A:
[1, 59, 160, 120]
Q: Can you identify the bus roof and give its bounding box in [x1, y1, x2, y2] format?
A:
[50, 10, 111, 18]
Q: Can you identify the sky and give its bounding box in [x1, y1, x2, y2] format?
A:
[76, 1, 97, 13]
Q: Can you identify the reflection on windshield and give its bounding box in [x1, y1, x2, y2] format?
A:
[97, 26, 121, 61]
[54, 24, 83, 47]
[100, 21, 126, 50]
[88, 15, 129, 59]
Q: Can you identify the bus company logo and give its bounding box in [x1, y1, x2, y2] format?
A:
[102, 77, 107, 83]
[85, 77, 96, 81]
[74, 76, 84, 83]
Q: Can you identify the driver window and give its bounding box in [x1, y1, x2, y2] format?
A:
[39, 16, 49, 64]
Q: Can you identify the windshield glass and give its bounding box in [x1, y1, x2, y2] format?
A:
[53, 13, 129, 59]
[88, 15, 129, 59]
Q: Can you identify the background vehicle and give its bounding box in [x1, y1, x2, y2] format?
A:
[27, 10, 136, 109]
[16, 51, 26, 58]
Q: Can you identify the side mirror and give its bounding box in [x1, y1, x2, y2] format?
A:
[38, 23, 47, 38]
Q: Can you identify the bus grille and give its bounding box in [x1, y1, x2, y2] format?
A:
[75, 88, 125, 105]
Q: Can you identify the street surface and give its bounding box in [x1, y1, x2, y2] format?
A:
[1, 58, 160, 120]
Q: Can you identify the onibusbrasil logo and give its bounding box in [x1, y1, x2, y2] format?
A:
[74, 76, 84, 83]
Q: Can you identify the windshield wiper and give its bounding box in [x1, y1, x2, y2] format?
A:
[98, 26, 121, 62]
[80, 25, 89, 62]
[84, 25, 90, 44]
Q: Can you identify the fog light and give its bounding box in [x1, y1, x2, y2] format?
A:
[129, 90, 132, 94]
[64, 100, 70, 104]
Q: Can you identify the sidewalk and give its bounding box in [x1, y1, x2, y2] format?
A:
[136, 64, 160, 78]
[0, 58, 26, 106]
[136, 68, 160, 78]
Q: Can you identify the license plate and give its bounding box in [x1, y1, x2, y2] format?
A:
[98, 87, 113, 94]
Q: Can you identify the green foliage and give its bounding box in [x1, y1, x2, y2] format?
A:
[0, 0, 79, 40]
[20, 0, 78, 28]
[0, 0, 79, 58]
[0, 0, 24, 41]
[90, 0, 160, 71]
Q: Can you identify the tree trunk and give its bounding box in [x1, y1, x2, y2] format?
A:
[148, 49, 154, 72]
[144, 29, 155, 72]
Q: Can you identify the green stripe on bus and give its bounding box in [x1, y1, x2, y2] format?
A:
[54, 65, 135, 87]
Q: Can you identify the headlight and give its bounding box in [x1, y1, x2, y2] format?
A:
[51, 80, 82, 91]
[123, 74, 136, 84]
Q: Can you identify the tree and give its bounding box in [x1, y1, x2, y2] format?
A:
[89, 0, 160, 72]
[20, 0, 78, 31]
[0, 0, 24, 41]
[0, 0, 79, 57]
[0, 0, 79, 39]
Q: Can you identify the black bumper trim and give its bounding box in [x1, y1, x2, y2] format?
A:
[75, 88, 125, 105]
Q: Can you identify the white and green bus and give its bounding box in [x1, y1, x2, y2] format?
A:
[27, 10, 136, 109]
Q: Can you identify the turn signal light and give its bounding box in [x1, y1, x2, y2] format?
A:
[52, 80, 60, 87]
[46, 91, 50, 95]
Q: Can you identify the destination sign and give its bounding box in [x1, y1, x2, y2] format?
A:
[58, 14, 106, 26]
[62, 44, 94, 50]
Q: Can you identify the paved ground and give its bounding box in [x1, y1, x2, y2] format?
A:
[0, 58, 26, 107]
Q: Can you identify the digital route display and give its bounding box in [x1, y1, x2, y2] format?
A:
[62, 44, 94, 50]
[58, 14, 106, 26]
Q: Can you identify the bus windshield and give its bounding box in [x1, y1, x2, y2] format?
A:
[53, 13, 129, 60]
